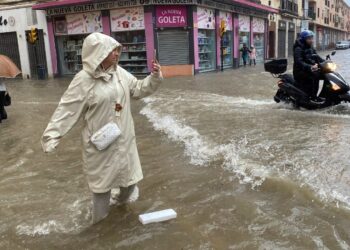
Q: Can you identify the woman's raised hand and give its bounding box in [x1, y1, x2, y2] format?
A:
[152, 60, 162, 78]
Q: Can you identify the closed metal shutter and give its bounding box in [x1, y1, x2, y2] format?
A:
[288, 31, 295, 57]
[278, 30, 286, 58]
[0, 32, 21, 70]
[157, 29, 189, 65]
[26, 29, 48, 77]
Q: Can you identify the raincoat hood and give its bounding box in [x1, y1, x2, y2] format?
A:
[82, 33, 122, 78]
[42, 32, 163, 194]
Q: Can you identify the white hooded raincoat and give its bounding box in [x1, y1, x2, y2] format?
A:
[41, 33, 162, 193]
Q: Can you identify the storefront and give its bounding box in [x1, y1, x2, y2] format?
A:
[197, 7, 216, 72]
[252, 17, 265, 64]
[155, 6, 190, 67]
[218, 11, 233, 68]
[33, 0, 276, 76]
[110, 7, 148, 75]
[0, 6, 52, 78]
[238, 15, 250, 66]
[54, 11, 103, 75]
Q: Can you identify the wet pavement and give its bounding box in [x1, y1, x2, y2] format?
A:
[1, 50, 350, 249]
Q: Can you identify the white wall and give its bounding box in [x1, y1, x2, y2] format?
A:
[0, 7, 52, 78]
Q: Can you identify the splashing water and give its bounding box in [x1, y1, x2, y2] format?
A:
[141, 90, 350, 209]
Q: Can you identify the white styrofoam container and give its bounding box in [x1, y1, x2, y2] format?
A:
[139, 209, 177, 225]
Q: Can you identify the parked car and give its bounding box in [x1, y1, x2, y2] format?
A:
[336, 41, 349, 49]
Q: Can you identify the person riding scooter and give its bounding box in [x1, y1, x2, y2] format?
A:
[293, 30, 325, 103]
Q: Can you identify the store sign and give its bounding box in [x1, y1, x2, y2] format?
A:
[252, 17, 265, 33]
[0, 16, 8, 26]
[156, 6, 187, 27]
[110, 7, 144, 31]
[197, 7, 215, 29]
[66, 11, 102, 34]
[0, 14, 16, 32]
[219, 11, 232, 31]
[46, 0, 198, 16]
[239, 15, 250, 32]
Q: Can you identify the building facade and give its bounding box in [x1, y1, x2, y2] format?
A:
[261, 0, 305, 58]
[0, 3, 53, 79]
[33, 0, 278, 77]
[304, 0, 350, 50]
[262, 0, 350, 58]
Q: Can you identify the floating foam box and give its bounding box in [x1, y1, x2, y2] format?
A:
[139, 209, 177, 225]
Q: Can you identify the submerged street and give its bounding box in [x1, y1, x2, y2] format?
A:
[1, 49, 350, 249]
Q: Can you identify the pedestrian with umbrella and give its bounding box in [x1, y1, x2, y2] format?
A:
[0, 55, 21, 123]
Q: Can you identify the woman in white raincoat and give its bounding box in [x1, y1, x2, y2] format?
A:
[41, 33, 162, 223]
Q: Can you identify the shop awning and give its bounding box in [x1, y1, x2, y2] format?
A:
[233, 0, 279, 14]
[32, 0, 92, 10]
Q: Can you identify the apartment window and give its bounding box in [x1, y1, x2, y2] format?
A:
[318, 8, 320, 18]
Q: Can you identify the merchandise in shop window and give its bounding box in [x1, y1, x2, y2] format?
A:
[219, 11, 233, 68]
[221, 32, 233, 67]
[253, 33, 264, 63]
[252, 17, 265, 63]
[62, 37, 85, 74]
[114, 30, 148, 75]
[198, 30, 215, 72]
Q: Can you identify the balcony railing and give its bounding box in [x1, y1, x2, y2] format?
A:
[308, 10, 316, 20]
[280, 0, 299, 16]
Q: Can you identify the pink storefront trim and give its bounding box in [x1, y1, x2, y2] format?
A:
[47, 20, 58, 75]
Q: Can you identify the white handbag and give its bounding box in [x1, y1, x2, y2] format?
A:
[90, 122, 121, 151]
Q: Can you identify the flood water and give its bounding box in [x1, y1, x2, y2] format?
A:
[1, 50, 350, 249]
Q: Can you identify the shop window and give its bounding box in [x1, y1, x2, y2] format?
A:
[198, 30, 216, 72]
[197, 7, 216, 72]
[53, 11, 103, 75]
[219, 11, 233, 69]
[110, 7, 147, 76]
[113, 30, 148, 75]
[252, 17, 265, 63]
[221, 32, 233, 68]
[238, 15, 251, 66]
[56, 35, 86, 75]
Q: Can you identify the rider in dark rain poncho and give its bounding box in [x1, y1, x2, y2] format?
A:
[293, 30, 325, 103]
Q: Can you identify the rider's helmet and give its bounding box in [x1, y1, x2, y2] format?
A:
[300, 30, 315, 42]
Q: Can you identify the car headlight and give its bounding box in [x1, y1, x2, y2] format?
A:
[331, 81, 341, 91]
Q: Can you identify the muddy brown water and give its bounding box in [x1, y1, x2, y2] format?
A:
[1, 51, 350, 249]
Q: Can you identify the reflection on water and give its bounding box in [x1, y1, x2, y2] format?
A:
[1, 50, 350, 249]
